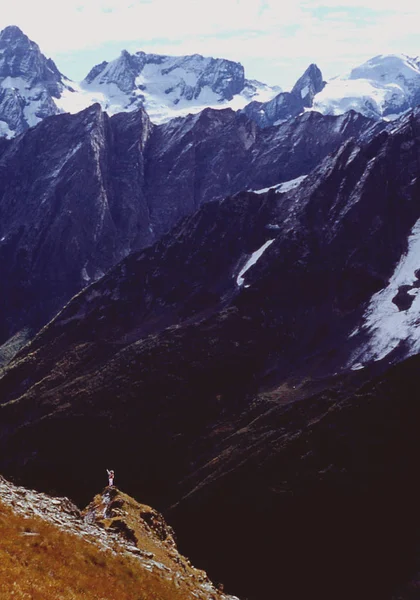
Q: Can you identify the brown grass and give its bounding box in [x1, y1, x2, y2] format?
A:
[0, 501, 193, 600]
[83, 490, 218, 598]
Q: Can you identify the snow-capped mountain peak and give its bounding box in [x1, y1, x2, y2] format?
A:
[84, 49, 139, 93]
[77, 49, 278, 123]
[313, 53, 420, 120]
[4, 26, 420, 137]
[0, 25, 71, 137]
[241, 62, 324, 128]
[0, 25, 63, 95]
[0, 25, 280, 135]
[348, 53, 420, 85]
[84, 50, 245, 101]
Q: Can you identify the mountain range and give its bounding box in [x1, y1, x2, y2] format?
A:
[0, 25, 278, 136]
[2, 22, 420, 600]
[2, 25, 420, 138]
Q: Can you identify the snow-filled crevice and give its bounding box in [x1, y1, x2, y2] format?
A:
[236, 239, 275, 287]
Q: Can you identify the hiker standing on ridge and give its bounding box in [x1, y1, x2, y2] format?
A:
[107, 469, 115, 487]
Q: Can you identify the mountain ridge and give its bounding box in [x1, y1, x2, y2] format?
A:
[0, 101, 374, 346]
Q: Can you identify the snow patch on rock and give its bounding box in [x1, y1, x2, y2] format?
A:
[348, 218, 420, 366]
[251, 175, 308, 195]
[0, 118, 13, 138]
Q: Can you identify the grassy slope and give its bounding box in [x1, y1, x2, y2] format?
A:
[0, 500, 194, 600]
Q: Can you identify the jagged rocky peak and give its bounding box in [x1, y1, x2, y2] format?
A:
[0, 25, 68, 137]
[84, 49, 245, 102]
[291, 62, 325, 107]
[242, 62, 325, 127]
[0, 24, 27, 46]
[0, 25, 31, 51]
[79, 49, 282, 124]
[84, 49, 141, 93]
[0, 25, 63, 95]
[81, 49, 249, 125]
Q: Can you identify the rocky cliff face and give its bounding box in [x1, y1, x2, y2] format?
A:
[0, 103, 153, 343]
[0, 26, 62, 95]
[144, 107, 373, 237]
[0, 102, 373, 345]
[1, 105, 420, 599]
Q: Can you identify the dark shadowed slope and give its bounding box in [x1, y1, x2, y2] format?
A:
[2, 105, 420, 600]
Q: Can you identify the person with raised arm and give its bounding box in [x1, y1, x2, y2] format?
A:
[106, 469, 115, 487]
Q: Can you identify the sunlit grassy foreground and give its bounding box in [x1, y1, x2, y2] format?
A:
[0, 501, 190, 600]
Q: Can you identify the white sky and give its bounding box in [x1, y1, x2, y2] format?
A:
[1, 0, 419, 89]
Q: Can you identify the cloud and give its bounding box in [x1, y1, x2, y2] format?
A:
[0, 0, 419, 87]
[0, 0, 304, 52]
